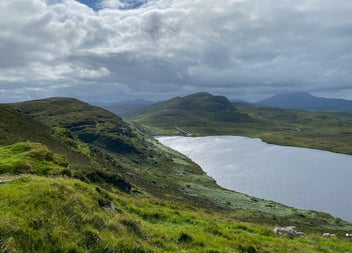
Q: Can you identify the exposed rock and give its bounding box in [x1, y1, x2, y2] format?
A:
[87, 171, 132, 193]
[114, 178, 132, 193]
[0, 180, 10, 185]
[274, 226, 305, 238]
[103, 201, 117, 212]
[323, 233, 336, 237]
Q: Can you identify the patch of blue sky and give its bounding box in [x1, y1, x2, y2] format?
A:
[45, 0, 99, 10]
[45, 0, 63, 4]
[45, 0, 148, 11]
[118, 0, 147, 10]
[75, 0, 101, 10]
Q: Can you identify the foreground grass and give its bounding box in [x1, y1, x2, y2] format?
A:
[1, 175, 351, 253]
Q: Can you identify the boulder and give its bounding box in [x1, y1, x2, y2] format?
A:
[323, 233, 336, 237]
[103, 201, 118, 213]
[0, 180, 10, 185]
[274, 226, 305, 238]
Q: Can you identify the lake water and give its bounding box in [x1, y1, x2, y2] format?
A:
[156, 136, 352, 222]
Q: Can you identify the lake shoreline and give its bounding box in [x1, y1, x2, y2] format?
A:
[157, 135, 352, 222]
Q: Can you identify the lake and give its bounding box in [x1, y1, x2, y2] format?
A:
[156, 136, 352, 222]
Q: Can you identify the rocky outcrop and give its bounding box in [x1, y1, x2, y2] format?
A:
[0, 180, 10, 185]
[274, 226, 305, 238]
[103, 201, 118, 213]
[323, 233, 336, 237]
[87, 171, 132, 193]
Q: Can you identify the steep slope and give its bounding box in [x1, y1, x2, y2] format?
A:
[13, 97, 138, 155]
[0, 104, 56, 146]
[0, 104, 94, 171]
[3, 98, 352, 233]
[11, 98, 211, 200]
[256, 92, 352, 112]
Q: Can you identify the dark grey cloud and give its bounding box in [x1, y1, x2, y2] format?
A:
[0, 0, 352, 102]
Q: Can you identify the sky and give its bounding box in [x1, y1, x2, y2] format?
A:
[0, 0, 352, 103]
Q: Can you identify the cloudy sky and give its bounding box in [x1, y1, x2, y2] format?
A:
[0, 0, 352, 102]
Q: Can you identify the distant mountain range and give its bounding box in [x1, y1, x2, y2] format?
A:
[102, 92, 352, 119]
[256, 92, 352, 112]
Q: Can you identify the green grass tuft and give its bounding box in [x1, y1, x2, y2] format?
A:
[0, 142, 67, 175]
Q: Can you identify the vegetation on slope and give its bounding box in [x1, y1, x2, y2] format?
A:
[13, 98, 139, 155]
[1, 97, 352, 252]
[0, 142, 67, 175]
[128, 92, 251, 126]
[1, 175, 352, 253]
[10, 98, 217, 201]
[7, 98, 352, 228]
[128, 93, 352, 155]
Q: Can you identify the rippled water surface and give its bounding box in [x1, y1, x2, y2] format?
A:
[157, 136, 352, 221]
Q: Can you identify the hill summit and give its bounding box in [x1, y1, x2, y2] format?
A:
[175, 92, 232, 112]
[128, 92, 251, 135]
[256, 92, 352, 112]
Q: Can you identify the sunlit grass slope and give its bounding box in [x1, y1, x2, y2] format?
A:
[0, 142, 67, 175]
[1, 176, 351, 253]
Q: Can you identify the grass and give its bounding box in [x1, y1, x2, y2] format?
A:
[0, 142, 68, 175]
[0, 175, 351, 253]
[4, 99, 352, 229]
[2, 97, 352, 251]
[12, 98, 140, 156]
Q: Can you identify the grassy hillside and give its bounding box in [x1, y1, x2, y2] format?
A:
[1, 175, 352, 253]
[129, 93, 352, 155]
[1, 98, 352, 251]
[0, 104, 95, 171]
[9, 98, 352, 228]
[0, 142, 67, 175]
[10, 98, 214, 200]
[13, 97, 139, 155]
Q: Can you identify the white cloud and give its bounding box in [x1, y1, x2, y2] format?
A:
[0, 0, 352, 102]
